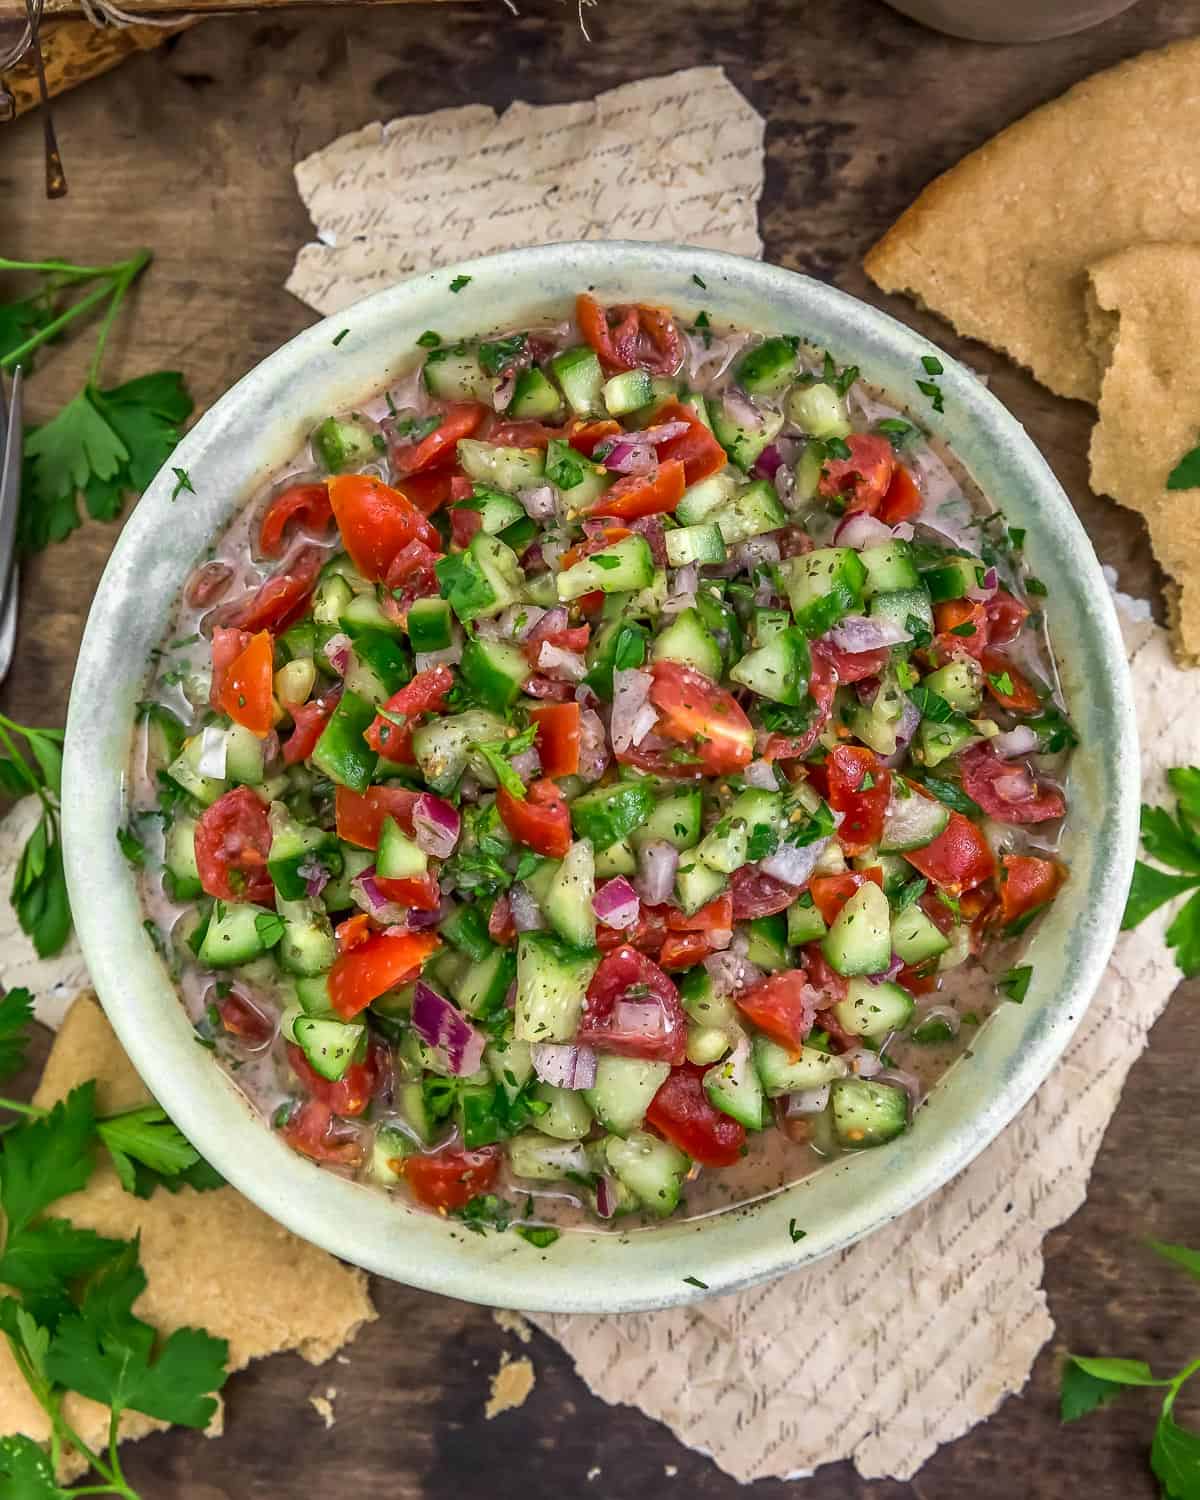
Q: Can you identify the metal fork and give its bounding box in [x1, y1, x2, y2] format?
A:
[0, 367, 23, 687]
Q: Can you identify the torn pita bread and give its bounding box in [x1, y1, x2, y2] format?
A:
[1, 994, 376, 1480]
[1087, 242, 1200, 666]
[864, 37, 1200, 404]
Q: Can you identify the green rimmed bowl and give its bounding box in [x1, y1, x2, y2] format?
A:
[63, 242, 1138, 1313]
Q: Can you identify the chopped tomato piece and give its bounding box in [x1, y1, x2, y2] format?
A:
[985, 589, 1029, 646]
[194, 786, 274, 904]
[393, 402, 487, 475]
[762, 644, 837, 760]
[736, 969, 819, 1052]
[597, 902, 670, 957]
[666, 893, 733, 933]
[648, 660, 754, 775]
[282, 695, 335, 764]
[808, 869, 884, 927]
[487, 893, 517, 948]
[336, 913, 371, 953]
[999, 854, 1066, 925]
[364, 665, 455, 765]
[958, 743, 1066, 826]
[653, 400, 728, 485]
[287, 1041, 381, 1119]
[645, 1064, 745, 1168]
[374, 871, 442, 911]
[209, 626, 253, 708]
[877, 463, 922, 524]
[401, 1146, 501, 1210]
[576, 293, 684, 376]
[825, 645, 891, 685]
[335, 785, 422, 849]
[659, 932, 719, 971]
[803, 945, 849, 1004]
[577, 946, 686, 1064]
[933, 598, 989, 660]
[258, 483, 334, 557]
[327, 475, 441, 581]
[283, 1099, 365, 1167]
[558, 525, 633, 571]
[216, 629, 275, 737]
[216, 991, 274, 1047]
[729, 866, 799, 920]
[496, 778, 572, 858]
[393, 468, 460, 516]
[817, 434, 895, 515]
[826, 745, 891, 856]
[567, 419, 622, 457]
[328, 930, 441, 1018]
[590, 459, 686, 521]
[902, 809, 996, 895]
[485, 419, 561, 449]
[225, 546, 324, 634]
[529, 702, 581, 777]
[980, 649, 1041, 712]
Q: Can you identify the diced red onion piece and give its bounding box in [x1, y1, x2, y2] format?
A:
[703, 950, 764, 997]
[723, 389, 764, 431]
[785, 1084, 831, 1117]
[833, 511, 895, 549]
[732, 535, 782, 571]
[613, 1000, 667, 1036]
[508, 882, 545, 932]
[892, 522, 915, 542]
[743, 758, 779, 791]
[752, 443, 784, 480]
[197, 725, 228, 780]
[405, 898, 450, 930]
[186, 560, 235, 609]
[966, 565, 999, 603]
[865, 952, 904, 985]
[499, 604, 546, 641]
[593, 875, 640, 929]
[638, 420, 691, 446]
[492, 369, 517, 412]
[635, 839, 678, 907]
[415, 636, 463, 671]
[611, 667, 654, 753]
[604, 441, 658, 475]
[827, 615, 911, 653]
[509, 747, 542, 782]
[297, 857, 330, 900]
[519, 485, 557, 520]
[759, 839, 826, 888]
[880, 700, 923, 768]
[577, 707, 610, 783]
[351, 871, 407, 926]
[538, 642, 587, 682]
[324, 632, 354, 677]
[629, 515, 668, 569]
[411, 981, 487, 1077]
[594, 1174, 618, 1219]
[991, 725, 1040, 759]
[531, 1042, 598, 1091]
[671, 562, 700, 597]
[842, 1045, 884, 1079]
[412, 792, 461, 859]
[531, 606, 570, 640]
[994, 763, 1037, 803]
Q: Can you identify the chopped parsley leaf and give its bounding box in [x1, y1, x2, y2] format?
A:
[998, 965, 1033, 1003]
[449, 275, 472, 293]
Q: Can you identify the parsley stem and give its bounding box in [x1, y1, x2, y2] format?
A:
[0, 255, 135, 279]
[0, 275, 117, 373]
[0, 720, 40, 792]
[87, 249, 152, 388]
[0, 1095, 46, 1117]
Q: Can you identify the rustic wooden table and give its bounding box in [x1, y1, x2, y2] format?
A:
[4, 1, 1200, 1494]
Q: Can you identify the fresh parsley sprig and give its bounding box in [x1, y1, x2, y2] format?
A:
[1062, 1239, 1200, 1499]
[1, 253, 194, 553]
[0, 714, 70, 959]
[1121, 768, 1200, 977]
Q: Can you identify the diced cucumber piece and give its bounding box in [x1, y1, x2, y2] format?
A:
[633, 787, 703, 852]
[412, 708, 508, 795]
[711, 396, 784, 470]
[585, 1055, 671, 1136]
[544, 838, 596, 949]
[534, 1083, 594, 1141]
[312, 416, 377, 474]
[312, 573, 354, 627]
[652, 606, 723, 678]
[752, 608, 791, 646]
[220, 723, 265, 786]
[879, 788, 950, 853]
[423, 344, 490, 401]
[923, 555, 985, 603]
[545, 438, 611, 510]
[793, 442, 825, 505]
[198, 902, 276, 968]
[509, 367, 564, 421]
[744, 912, 789, 971]
[860, 541, 920, 597]
[831, 1078, 909, 1148]
[321, 844, 374, 912]
[454, 947, 517, 1018]
[343, 629, 411, 705]
[782, 547, 868, 637]
[276, 896, 337, 977]
[163, 815, 202, 901]
[551, 345, 604, 417]
[717, 480, 787, 546]
[674, 856, 729, 916]
[820, 880, 891, 977]
[594, 838, 638, 878]
[679, 967, 740, 1030]
[485, 1036, 535, 1096]
[514, 933, 598, 1044]
[922, 659, 983, 714]
[676, 470, 739, 527]
[570, 778, 654, 852]
[267, 803, 335, 901]
[704, 1036, 765, 1129]
[917, 714, 979, 769]
[557, 535, 655, 602]
[842, 668, 911, 758]
[785, 382, 851, 439]
[736, 337, 800, 395]
[687, 1025, 732, 1066]
[603, 369, 653, 416]
[665, 523, 727, 568]
[604, 1130, 690, 1216]
[296, 974, 336, 1017]
[869, 587, 934, 643]
[833, 977, 915, 1040]
[729, 626, 811, 706]
[369, 1123, 416, 1183]
[457, 438, 546, 493]
[376, 816, 428, 879]
[293, 1017, 365, 1081]
[311, 690, 377, 792]
[166, 735, 225, 808]
[697, 817, 748, 875]
[406, 597, 454, 654]
[436, 531, 525, 623]
[458, 485, 526, 536]
[461, 634, 529, 712]
[890, 903, 950, 965]
[786, 897, 827, 946]
[680, 391, 711, 428]
[508, 1132, 592, 1181]
[752, 1036, 849, 1097]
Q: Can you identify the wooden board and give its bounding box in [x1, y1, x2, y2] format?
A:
[3, 4, 1200, 1497]
[0, 0, 458, 16]
[1, 20, 189, 117]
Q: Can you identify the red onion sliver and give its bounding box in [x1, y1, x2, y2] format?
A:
[759, 839, 826, 888]
[827, 615, 911, 653]
[412, 792, 461, 859]
[991, 725, 1039, 759]
[635, 839, 678, 906]
[593, 875, 640, 929]
[508, 882, 545, 932]
[833, 511, 895, 549]
[613, 1000, 667, 1036]
[531, 1042, 598, 1091]
[411, 982, 486, 1077]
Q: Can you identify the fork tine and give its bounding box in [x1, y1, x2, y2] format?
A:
[0, 366, 23, 595]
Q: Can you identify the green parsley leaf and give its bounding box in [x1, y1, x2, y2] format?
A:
[117, 823, 145, 868]
[0, 290, 58, 369]
[988, 670, 1015, 697]
[96, 1106, 203, 1196]
[691, 274, 706, 290]
[416, 330, 441, 348]
[921, 354, 944, 376]
[1139, 804, 1200, 874]
[1122, 863, 1200, 930]
[915, 378, 944, 413]
[1025, 576, 1048, 597]
[253, 911, 286, 948]
[546, 448, 586, 490]
[1152, 1411, 1200, 1497]
[876, 417, 918, 450]
[475, 742, 526, 800]
[823, 435, 851, 461]
[788, 1220, 806, 1244]
[478, 332, 527, 377]
[170, 466, 194, 502]
[889, 877, 928, 914]
[45, 1241, 228, 1428]
[612, 625, 647, 672]
[22, 391, 127, 548]
[904, 613, 933, 649]
[948, 621, 977, 637]
[1166, 440, 1200, 491]
[997, 965, 1032, 1003]
[909, 685, 955, 723]
[758, 699, 813, 737]
[0, 987, 35, 1082]
[1026, 708, 1079, 753]
[332, 328, 350, 347]
[454, 1194, 512, 1233]
[683, 1275, 708, 1290]
[1008, 526, 1026, 550]
[1148, 1241, 1200, 1283]
[449, 275, 472, 293]
[516, 1225, 559, 1248]
[746, 822, 779, 863]
[0, 1218, 125, 1296]
[11, 807, 71, 958]
[1166, 889, 1200, 979]
[1060, 1358, 1138, 1423]
[592, 554, 621, 571]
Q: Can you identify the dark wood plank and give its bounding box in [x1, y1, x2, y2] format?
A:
[3, 3, 1197, 1495]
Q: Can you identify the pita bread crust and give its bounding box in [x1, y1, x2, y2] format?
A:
[2, 995, 376, 1479]
[1087, 242, 1200, 666]
[864, 37, 1200, 404]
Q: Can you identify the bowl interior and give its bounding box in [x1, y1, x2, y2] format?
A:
[63, 242, 1138, 1313]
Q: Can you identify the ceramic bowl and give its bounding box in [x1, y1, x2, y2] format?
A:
[63, 242, 1138, 1313]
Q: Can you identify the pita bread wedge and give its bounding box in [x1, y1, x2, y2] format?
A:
[1087, 242, 1200, 667]
[0, 994, 376, 1480]
[864, 37, 1200, 404]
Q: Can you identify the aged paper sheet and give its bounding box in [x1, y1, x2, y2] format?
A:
[286, 68, 764, 314]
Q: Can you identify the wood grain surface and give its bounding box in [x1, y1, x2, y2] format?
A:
[3, 3, 1200, 1495]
